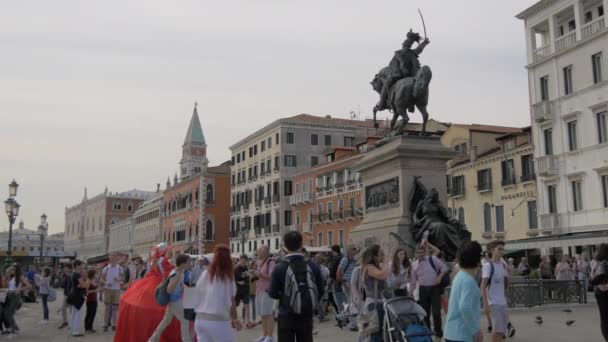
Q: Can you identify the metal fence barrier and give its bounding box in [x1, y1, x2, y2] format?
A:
[445, 279, 587, 308]
[507, 279, 587, 308]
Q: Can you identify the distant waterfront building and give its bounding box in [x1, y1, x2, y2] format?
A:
[442, 124, 537, 244]
[64, 188, 154, 262]
[0, 221, 66, 265]
[162, 104, 231, 255]
[517, 0, 608, 255]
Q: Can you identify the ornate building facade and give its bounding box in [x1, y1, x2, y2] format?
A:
[287, 144, 369, 250]
[64, 188, 154, 261]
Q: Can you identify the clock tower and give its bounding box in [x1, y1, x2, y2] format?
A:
[180, 102, 208, 179]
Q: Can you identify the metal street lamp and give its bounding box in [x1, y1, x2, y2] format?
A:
[8, 180, 18, 198]
[38, 213, 47, 267]
[239, 229, 247, 256]
[4, 180, 20, 265]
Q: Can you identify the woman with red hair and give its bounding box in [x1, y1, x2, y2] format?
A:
[193, 245, 242, 341]
[114, 243, 183, 342]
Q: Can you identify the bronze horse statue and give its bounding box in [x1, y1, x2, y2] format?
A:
[371, 65, 432, 136]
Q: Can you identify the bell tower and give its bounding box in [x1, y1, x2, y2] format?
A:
[180, 102, 208, 179]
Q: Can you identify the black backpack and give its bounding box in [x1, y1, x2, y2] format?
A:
[282, 258, 318, 316]
[329, 254, 342, 280]
[428, 256, 450, 289]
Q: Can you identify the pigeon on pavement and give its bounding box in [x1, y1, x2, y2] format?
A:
[566, 320, 575, 326]
[562, 309, 573, 313]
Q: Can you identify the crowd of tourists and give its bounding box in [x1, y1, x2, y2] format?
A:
[1, 235, 607, 342]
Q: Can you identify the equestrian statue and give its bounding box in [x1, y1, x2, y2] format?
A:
[371, 29, 432, 137]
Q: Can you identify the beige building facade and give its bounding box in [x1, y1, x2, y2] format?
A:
[132, 193, 163, 259]
[442, 125, 538, 244]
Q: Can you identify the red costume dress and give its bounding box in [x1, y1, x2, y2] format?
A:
[114, 250, 183, 342]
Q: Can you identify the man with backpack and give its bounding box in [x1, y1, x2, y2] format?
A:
[267, 231, 324, 342]
[482, 240, 516, 341]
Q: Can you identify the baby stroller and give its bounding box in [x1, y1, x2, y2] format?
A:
[382, 289, 433, 342]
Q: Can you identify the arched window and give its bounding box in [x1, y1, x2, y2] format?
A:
[206, 184, 214, 205]
[458, 207, 465, 225]
[205, 220, 213, 241]
[483, 203, 492, 232]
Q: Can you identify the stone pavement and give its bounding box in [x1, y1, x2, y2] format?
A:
[5, 293, 603, 342]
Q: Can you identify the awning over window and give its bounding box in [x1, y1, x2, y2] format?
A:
[87, 253, 109, 265]
[506, 231, 608, 251]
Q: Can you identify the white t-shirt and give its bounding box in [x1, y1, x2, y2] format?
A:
[8, 278, 17, 290]
[320, 265, 330, 282]
[103, 264, 123, 290]
[194, 270, 236, 321]
[482, 260, 507, 305]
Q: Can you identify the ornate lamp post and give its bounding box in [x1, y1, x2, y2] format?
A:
[38, 213, 48, 266]
[4, 180, 20, 266]
[239, 229, 247, 256]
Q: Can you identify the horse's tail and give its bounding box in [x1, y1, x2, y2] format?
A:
[413, 65, 432, 98]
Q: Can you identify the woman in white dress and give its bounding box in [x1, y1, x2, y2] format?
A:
[194, 245, 242, 342]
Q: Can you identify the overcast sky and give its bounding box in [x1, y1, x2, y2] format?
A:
[0, 0, 536, 234]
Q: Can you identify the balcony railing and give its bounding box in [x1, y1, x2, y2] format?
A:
[477, 182, 492, 192]
[302, 222, 312, 233]
[205, 199, 215, 207]
[540, 213, 560, 230]
[450, 186, 465, 197]
[271, 224, 279, 233]
[536, 155, 558, 176]
[264, 197, 271, 205]
[582, 16, 606, 40]
[533, 45, 551, 61]
[289, 192, 313, 206]
[520, 173, 536, 183]
[532, 101, 552, 122]
[555, 31, 576, 51]
[501, 176, 517, 187]
[272, 194, 280, 203]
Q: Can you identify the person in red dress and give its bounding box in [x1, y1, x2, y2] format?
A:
[114, 243, 184, 342]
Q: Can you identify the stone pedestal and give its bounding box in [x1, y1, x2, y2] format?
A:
[349, 135, 454, 250]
